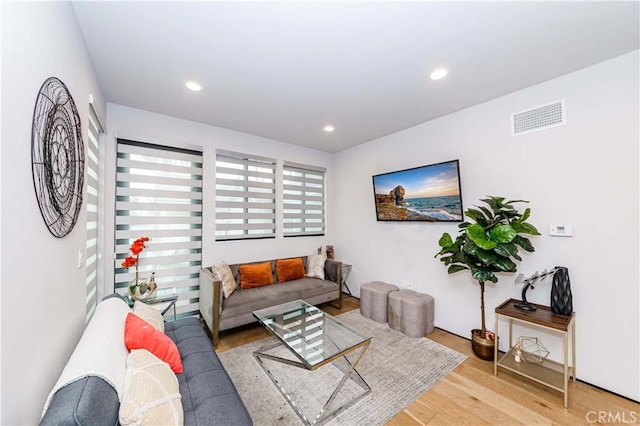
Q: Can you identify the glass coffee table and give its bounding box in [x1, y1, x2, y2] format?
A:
[253, 300, 371, 425]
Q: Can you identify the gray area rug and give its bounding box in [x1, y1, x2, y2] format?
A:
[218, 310, 467, 425]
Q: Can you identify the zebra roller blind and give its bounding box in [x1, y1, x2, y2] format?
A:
[85, 105, 103, 323]
[215, 149, 276, 241]
[283, 162, 326, 237]
[115, 139, 203, 318]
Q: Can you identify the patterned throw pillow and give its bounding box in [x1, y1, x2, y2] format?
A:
[306, 254, 327, 280]
[276, 258, 306, 282]
[133, 301, 164, 332]
[213, 261, 237, 298]
[119, 349, 183, 426]
[124, 313, 183, 374]
[239, 261, 274, 289]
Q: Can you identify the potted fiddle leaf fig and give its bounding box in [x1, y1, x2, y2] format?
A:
[435, 196, 540, 360]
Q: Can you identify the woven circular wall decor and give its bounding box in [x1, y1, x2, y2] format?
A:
[31, 77, 84, 238]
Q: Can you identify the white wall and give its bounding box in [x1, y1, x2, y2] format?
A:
[0, 3, 106, 424]
[102, 104, 335, 294]
[333, 51, 639, 400]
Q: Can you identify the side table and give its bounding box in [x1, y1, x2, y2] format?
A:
[494, 298, 576, 408]
[341, 263, 353, 295]
[125, 286, 178, 321]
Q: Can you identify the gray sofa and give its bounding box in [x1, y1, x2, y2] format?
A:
[199, 257, 343, 346]
[41, 293, 252, 425]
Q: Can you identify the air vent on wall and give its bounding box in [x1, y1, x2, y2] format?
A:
[511, 99, 566, 136]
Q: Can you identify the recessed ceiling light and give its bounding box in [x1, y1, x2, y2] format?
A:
[430, 69, 448, 80]
[323, 125, 335, 133]
[185, 81, 202, 91]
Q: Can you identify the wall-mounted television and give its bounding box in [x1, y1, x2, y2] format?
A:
[372, 159, 463, 222]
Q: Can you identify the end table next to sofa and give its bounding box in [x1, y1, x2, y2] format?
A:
[124, 286, 179, 320]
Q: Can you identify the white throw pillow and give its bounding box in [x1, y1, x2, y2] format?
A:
[133, 301, 164, 333]
[119, 349, 183, 426]
[306, 254, 327, 280]
[213, 261, 237, 298]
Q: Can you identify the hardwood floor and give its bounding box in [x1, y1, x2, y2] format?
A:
[216, 296, 639, 425]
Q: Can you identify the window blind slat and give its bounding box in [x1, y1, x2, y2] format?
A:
[116, 187, 203, 200]
[116, 172, 203, 188]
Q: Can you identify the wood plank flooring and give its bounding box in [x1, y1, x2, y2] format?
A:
[216, 296, 639, 425]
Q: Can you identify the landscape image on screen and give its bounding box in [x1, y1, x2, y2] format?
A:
[372, 160, 463, 222]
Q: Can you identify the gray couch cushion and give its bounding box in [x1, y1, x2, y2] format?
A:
[39, 376, 119, 426]
[165, 318, 252, 426]
[220, 278, 337, 320]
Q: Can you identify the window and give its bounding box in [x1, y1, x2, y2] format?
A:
[283, 162, 326, 237]
[85, 104, 103, 323]
[115, 139, 203, 318]
[215, 150, 276, 241]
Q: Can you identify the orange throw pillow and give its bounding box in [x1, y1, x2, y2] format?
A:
[276, 258, 306, 283]
[240, 262, 274, 289]
[124, 313, 183, 374]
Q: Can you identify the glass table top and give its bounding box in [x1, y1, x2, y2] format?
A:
[125, 286, 178, 306]
[253, 299, 371, 369]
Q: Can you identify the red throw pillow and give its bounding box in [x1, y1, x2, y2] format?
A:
[276, 258, 305, 283]
[239, 262, 274, 289]
[124, 313, 183, 374]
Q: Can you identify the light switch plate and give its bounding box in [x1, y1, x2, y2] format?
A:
[549, 225, 573, 237]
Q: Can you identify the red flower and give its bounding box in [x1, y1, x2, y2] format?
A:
[121, 236, 150, 269]
[121, 256, 137, 268]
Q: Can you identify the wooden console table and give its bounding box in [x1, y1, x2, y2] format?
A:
[494, 298, 576, 408]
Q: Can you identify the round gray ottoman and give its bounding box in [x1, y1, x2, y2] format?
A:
[401, 295, 430, 338]
[417, 293, 435, 334]
[388, 289, 416, 331]
[360, 281, 399, 322]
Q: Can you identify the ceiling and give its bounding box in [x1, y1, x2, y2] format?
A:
[72, 1, 639, 153]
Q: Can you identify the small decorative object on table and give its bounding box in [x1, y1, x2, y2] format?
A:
[326, 245, 334, 259]
[514, 336, 550, 365]
[514, 267, 559, 312]
[121, 236, 156, 301]
[550, 266, 573, 315]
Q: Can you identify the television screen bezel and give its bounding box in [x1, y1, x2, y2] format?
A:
[371, 159, 464, 223]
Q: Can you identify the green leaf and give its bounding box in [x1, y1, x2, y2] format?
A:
[518, 208, 531, 223]
[463, 241, 479, 256]
[466, 224, 497, 250]
[477, 205, 494, 220]
[493, 257, 517, 272]
[448, 265, 469, 274]
[512, 221, 541, 236]
[490, 224, 516, 243]
[504, 199, 529, 205]
[480, 198, 500, 214]
[465, 209, 489, 227]
[438, 233, 453, 247]
[475, 248, 498, 265]
[493, 242, 518, 258]
[458, 221, 471, 229]
[514, 235, 535, 252]
[451, 251, 467, 263]
[471, 267, 498, 283]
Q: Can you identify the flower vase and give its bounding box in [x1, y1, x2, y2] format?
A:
[128, 277, 155, 301]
